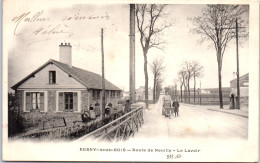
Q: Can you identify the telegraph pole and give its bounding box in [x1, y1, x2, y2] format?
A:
[101, 28, 105, 119]
[236, 18, 240, 109]
[218, 18, 244, 109]
[129, 4, 136, 104]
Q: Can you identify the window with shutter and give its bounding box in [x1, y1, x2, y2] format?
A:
[32, 93, 41, 110]
[58, 92, 78, 112]
[58, 92, 64, 111]
[25, 92, 31, 111]
[64, 92, 73, 111]
[39, 93, 44, 111]
[73, 92, 78, 111]
[25, 92, 45, 112]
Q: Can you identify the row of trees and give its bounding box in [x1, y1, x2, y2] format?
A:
[150, 58, 204, 104]
[178, 60, 204, 103]
[150, 57, 165, 103]
[135, 4, 248, 108]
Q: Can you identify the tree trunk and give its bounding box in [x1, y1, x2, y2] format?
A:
[155, 83, 160, 102]
[180, 86, 183, 103]
[218, 64, 223, 108]
[194, 75, 196, 104]
[153, 77, 156, 104]
[184, 87, 187, 103]
[187, 80, 190, 103]
[144, 53, 149, 109]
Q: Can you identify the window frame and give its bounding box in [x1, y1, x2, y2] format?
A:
[57, 91, 80, 112]
[64, 92, 73, 110]
[24, 91, 46, 112]
[49, 71, 56, 84]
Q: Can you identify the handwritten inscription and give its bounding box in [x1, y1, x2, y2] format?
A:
[12, 10, 50, 36]
[11, 10, 110, 40]
[62, 12, 109, 21]
[33, 24, 73, 37]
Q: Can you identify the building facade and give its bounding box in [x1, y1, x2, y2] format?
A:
[11, 43, 122, 113]
[229, 73, 249, 108]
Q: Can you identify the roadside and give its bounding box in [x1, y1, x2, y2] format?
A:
[180, 103, 248, 118]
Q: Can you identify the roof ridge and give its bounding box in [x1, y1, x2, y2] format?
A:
[12, 58, 121, 91]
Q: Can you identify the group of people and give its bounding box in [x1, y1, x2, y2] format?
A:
[81, 101, 112, 123]
[162, 93, 180, 119]
[81, 100, 132, 123]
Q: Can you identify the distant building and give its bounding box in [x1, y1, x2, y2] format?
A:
[122, 91, 129, 99]
[135, 86, 153, 101]
[11, 43, 122, 113]
[229, 73, 249, 108]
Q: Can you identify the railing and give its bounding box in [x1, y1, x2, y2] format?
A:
[76, 106, 144, 142]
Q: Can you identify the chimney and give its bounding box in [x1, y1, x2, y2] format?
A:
[59, 42, 72, 66]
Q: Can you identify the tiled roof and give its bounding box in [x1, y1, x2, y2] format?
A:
[12, 59, 121, 91]
[230, 73, 249, 83]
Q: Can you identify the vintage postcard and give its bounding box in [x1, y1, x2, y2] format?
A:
[2, 0, 259, 162]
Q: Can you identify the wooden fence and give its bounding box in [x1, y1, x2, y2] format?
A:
[75, 106, 144, 142]
[11, 105, 144, 141]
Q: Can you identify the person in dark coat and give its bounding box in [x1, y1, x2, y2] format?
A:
[94, 101, 101, 117]
[81, 110, 90, 123]
[172, 98, 180, 117]
[104, 104, 111, 117]
[89, 104, 96, 120]
[125, 99, 131, 113]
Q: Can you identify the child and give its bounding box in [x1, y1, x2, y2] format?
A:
[81, 110, 90, 123]
[89, 104, 96, 120]
[104, 104, 110, 117]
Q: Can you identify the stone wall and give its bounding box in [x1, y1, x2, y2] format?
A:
[240, 97, 249, 106]
[14, 90, 23, 111]
[19, 112, 82, 130]
[48, 90, 56, 112]
[81, 90, 89, 111]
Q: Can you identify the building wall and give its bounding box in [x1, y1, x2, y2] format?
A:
[48, 90, 56, 112]
[14, 90, 24, 111]
[89, 90, 121, 108]
[81, 90, 89, 111]
[229, 74, 249, 107]
[14, 64, 122, 112]
[230, 74, 249, 88]
[240, 97, 249, 106]
[19, 64, 86, 89]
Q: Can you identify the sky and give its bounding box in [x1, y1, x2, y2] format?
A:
[7, 3, 249, 92]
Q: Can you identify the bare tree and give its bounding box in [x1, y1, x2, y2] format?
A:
[150, 57, 165, 103]
[191, 61, 204, 104]
[173, 79, 178, 99]
[155, 78, 163, 102]
[178, 69, 186, 103]
[136, 4, 172, 108]
[190, 5, 248, 108]
[183, 61, 193, 103]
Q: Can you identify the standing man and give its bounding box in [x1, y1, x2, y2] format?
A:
[172, 98, 180, 117]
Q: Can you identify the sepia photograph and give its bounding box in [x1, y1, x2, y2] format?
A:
[2, 0, 259, 162]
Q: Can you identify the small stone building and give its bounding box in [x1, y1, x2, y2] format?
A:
[11, 43, 122, 113]
[229, 73, 249, 108]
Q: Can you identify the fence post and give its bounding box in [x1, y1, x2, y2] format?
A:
[63, 117, 67, 126]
